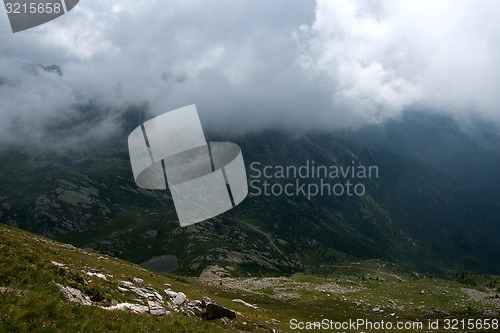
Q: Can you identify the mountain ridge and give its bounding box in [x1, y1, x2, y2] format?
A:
[1, 113, 499, 276]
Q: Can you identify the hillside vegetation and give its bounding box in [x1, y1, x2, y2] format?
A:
[1, 223, 499, 332]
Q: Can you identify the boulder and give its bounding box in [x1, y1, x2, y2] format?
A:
[55, 283, 91, 306]
[105, 303, 149, 314]
[172, 292, 187, 305]
[202, 303, 236, 320]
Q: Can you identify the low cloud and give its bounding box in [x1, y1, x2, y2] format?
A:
[0, 0, 499, 148]
[298, 0, 500, 125]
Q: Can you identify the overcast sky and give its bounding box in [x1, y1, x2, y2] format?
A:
[1, 0, 499, 147]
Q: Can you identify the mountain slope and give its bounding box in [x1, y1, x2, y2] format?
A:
[1, 223, 499, 333]
[225, 130, 500, 275]
[0, 223, 271, 333]
[1, 110, 499, 276]
[340, 111, 500, 203]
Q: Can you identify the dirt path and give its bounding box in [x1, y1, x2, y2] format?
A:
[237, 220, 287, 258]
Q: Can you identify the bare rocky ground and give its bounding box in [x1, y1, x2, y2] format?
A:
[202, 275, 359, 301]
[461, 288, 500, 313]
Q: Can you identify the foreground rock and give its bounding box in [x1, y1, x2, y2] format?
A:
[202, 303, 237, 320]
[55, 283, 91, 306]
[104, 303, 149, 314]
[172, 292, 187, 305]
[101, 301, 169, 316]
[163, 289, 237, 321]
[148, 300, 168, 316]
[55, 278, 169, 317]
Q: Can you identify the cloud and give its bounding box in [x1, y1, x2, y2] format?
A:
[297, 0, 500, 125]
[0, 0, 499, 149]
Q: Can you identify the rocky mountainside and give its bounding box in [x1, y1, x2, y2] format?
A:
[340, 111, 500, 203]
[1, 223, 499, 333]
[0, 107, 499, 277]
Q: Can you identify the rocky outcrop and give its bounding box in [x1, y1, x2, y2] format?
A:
[55, 283, 91, 306]
[101, 300, 169, 316]
[148, 300, 168, 316]
[172, 292, 187, 305]
[163, 288, 237, 320]
[105, 303, 149, 314]
[86, 269, 107, 280]
[55, 276, 236, 321]
[55, 277, 169, 317]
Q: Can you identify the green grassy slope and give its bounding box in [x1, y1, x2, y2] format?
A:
[1, 223, 499, 333]
[2, 128, 500, 277]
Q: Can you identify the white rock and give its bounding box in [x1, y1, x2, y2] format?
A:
[51, 261, 65, 268]
[129, 286, 155, 299]
[55, 283, 91, 306]
[148, 300, 167, 316]
[105, 303, 149, 314]
[202, 296, 214, 306]
[190, 306, 203, 315]
[153, 291, 163, 303]
[232, 299, 258, 309]
[164, 289, 178, 298]
[187, 300, 203, 307]
[172, 292, 187, 305]
[120, 281, 134, 288]
[86, 272, 107, 280]
[133, 277, 144, 284]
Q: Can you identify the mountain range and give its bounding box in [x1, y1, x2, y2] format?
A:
[1, 104, 499, 277]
